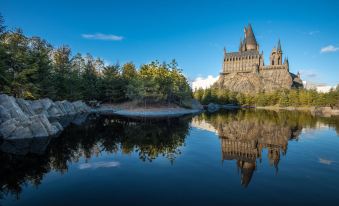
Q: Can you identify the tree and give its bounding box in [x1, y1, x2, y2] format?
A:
[101, 63, 126, 103]
[81, 54, 101, 101]
[52, 45, 72, 100]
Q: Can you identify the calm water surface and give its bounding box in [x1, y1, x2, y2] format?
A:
[1, 109, 339, 205]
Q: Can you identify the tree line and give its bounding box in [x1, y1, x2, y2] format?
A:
[0, 15, 191, 105]
[193, 87, 339, 108]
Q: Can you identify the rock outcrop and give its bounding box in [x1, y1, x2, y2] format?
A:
[214, 69, 303, 93]
[0, 94, 91, 142]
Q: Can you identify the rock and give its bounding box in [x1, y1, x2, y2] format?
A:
[0, 94, 91, 141]
[30, 114, 60, 136]
[30, 100, 46, 116]
[47, 103, 63, 117]
[214, 69, 302, 93]
[0, 94, 28, 121]
[71, 113, 90, 125]
[180, 98, 204, 110]
[0, 119, 18, 138]
[207, 103, 220, 112]
[0, 105, 11, 124]
[16, 98, 35, 116]
[190, 99, 204, 110]
[73, 100, 91, 113]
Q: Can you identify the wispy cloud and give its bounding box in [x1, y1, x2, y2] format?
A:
[79, 161, 120, 169]
[82, 33, 124, 41]
[319, 158, 334, 165]
[320, 45, 339, 53]
[308, 30, 320, 36]
[299, 69, 318, 78]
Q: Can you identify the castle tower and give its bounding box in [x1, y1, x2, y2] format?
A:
[243, 24, 259, 51]
[270, 40, 283, 65]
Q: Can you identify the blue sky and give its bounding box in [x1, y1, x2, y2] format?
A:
[1, 0, 339, 85]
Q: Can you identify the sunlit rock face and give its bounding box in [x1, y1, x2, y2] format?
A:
[214, 70, 302, 93]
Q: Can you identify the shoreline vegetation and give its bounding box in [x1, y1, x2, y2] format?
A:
[0, 13, 338, 142]
[194, 87, 339, 114]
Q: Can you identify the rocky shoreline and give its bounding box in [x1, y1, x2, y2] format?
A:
[0, 94, 91, 141]
[0, 95, 204, 143]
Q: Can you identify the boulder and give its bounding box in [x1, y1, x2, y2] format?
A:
[0, 119, 18, 138]
[207, 103, 220, 112]
[73, 100, 91, 113]
[0, 94, 91, 141]
[16, 98, 35, 116]
[0, 94, 28, 121]
[47, 103, 63, 117]
[0, 114, 62, 140]
[0, 105, 11, 124]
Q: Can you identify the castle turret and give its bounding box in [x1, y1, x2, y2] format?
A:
[277, 39, 282, 52]
[243, 24, 258, 51]
[270, 40, 283, 65]
[239, 39, 243, 52]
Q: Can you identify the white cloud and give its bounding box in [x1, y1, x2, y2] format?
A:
[320, 45, 339, 53]
[82, 33, 123, 41]
[192, 75, 219, 91]
[79, 161, 120, 169]
[319, 158, 334, 165]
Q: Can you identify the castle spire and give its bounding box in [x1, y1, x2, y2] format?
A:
[244, 24, 258, 51]
[224, 47, 227, 56]
[277, 39, 282, 52]
[239, 38, 243, 52]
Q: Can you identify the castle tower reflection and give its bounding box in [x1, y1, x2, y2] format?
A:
[192, 110, 303, 187]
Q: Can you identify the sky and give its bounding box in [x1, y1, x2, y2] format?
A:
[1, 0, 339, 85]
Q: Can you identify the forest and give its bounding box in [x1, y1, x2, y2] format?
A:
[193, 87, 339, 108]
[0, 14, 192, 106]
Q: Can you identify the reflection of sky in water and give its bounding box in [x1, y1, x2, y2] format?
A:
[79, 161, 120, 170]
[1, 110, 339, 205]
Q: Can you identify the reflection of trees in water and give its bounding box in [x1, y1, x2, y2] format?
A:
[1, 110, 338, 198]
[0, 115, 191, 199]
[194, 109, 339, 187]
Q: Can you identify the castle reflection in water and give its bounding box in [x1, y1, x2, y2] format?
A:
[191, 109, 336, 187]
[1, 109, 338, 199]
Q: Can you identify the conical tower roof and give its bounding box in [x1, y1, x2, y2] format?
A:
[244, 24, 258, 50]
[277, 39, 282, 52]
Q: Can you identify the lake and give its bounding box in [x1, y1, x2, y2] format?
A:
[1, 109, 339, 205]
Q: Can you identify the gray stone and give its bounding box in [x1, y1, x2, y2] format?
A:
[29, 118, 49, 138]
[73, 100, 91, 113]
[207, 103, 220, 112]
[190, 99, 204, 110]
[9, 126, 32, 140]
[0, 119, 18, 138]
[30, 100, 45, 115]
[71, 113, 89, 125]
[0, 94, 28, 120]
[0, 94, 90, 140]
[16, 98, 35, 116]
[0, 105, 11, 124]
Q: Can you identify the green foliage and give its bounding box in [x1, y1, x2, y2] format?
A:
[193, 87, 339, 108]
[0, 15, 192, 105]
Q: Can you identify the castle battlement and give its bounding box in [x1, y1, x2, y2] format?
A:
[221, 24, 289, 75]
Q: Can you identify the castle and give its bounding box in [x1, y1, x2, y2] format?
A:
[215, 24, 303, 93]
